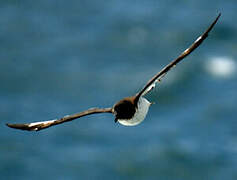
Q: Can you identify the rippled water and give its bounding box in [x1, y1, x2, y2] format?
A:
[1, 1, 237, 180]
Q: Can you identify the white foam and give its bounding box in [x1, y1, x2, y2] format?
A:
[205, 56, 236, 78]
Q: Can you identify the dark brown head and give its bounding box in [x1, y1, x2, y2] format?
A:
[113, 96, 137, 122]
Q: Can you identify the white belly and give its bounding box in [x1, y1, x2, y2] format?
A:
[118, 97, 151, 126]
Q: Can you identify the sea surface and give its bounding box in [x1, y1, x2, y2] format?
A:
[1, 1, 237, 180]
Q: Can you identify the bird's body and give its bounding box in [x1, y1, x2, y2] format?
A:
[115, 97, 151, 126]
[6, 14, 221, 132]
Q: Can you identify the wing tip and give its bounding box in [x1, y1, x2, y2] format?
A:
[6, 123, 16, 128]
[204, 12, 221, 36]
[6, 123, 38, 131]
[215, 12, 221, 24]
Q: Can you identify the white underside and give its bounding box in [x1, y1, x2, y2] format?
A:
[118, 97, 151, 126]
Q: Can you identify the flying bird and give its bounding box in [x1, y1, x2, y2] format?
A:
[6, 14, 221, 131]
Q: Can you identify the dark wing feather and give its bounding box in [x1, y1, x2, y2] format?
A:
[6, 107, 113, 131]
[135, 13, 221, 100]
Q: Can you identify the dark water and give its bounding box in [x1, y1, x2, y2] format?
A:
[1, 1, 237, 179]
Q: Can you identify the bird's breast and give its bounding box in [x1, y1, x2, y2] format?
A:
[118, 97, 151, 126]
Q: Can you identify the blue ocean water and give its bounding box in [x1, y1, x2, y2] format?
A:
[1, 0, 237, 179]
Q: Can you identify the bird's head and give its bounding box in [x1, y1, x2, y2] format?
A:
[113, 96, 137, 123]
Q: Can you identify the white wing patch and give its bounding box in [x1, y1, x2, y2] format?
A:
[28, 119, 56, 127]
[142, 81, 156, 96]
[27, 119, 57, 130]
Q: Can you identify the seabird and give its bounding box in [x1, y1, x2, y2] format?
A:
[6, 13, 221, 131]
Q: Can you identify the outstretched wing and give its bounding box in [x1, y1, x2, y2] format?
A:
[6, 107, 113, 131]
[135, 13, 221, 99]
